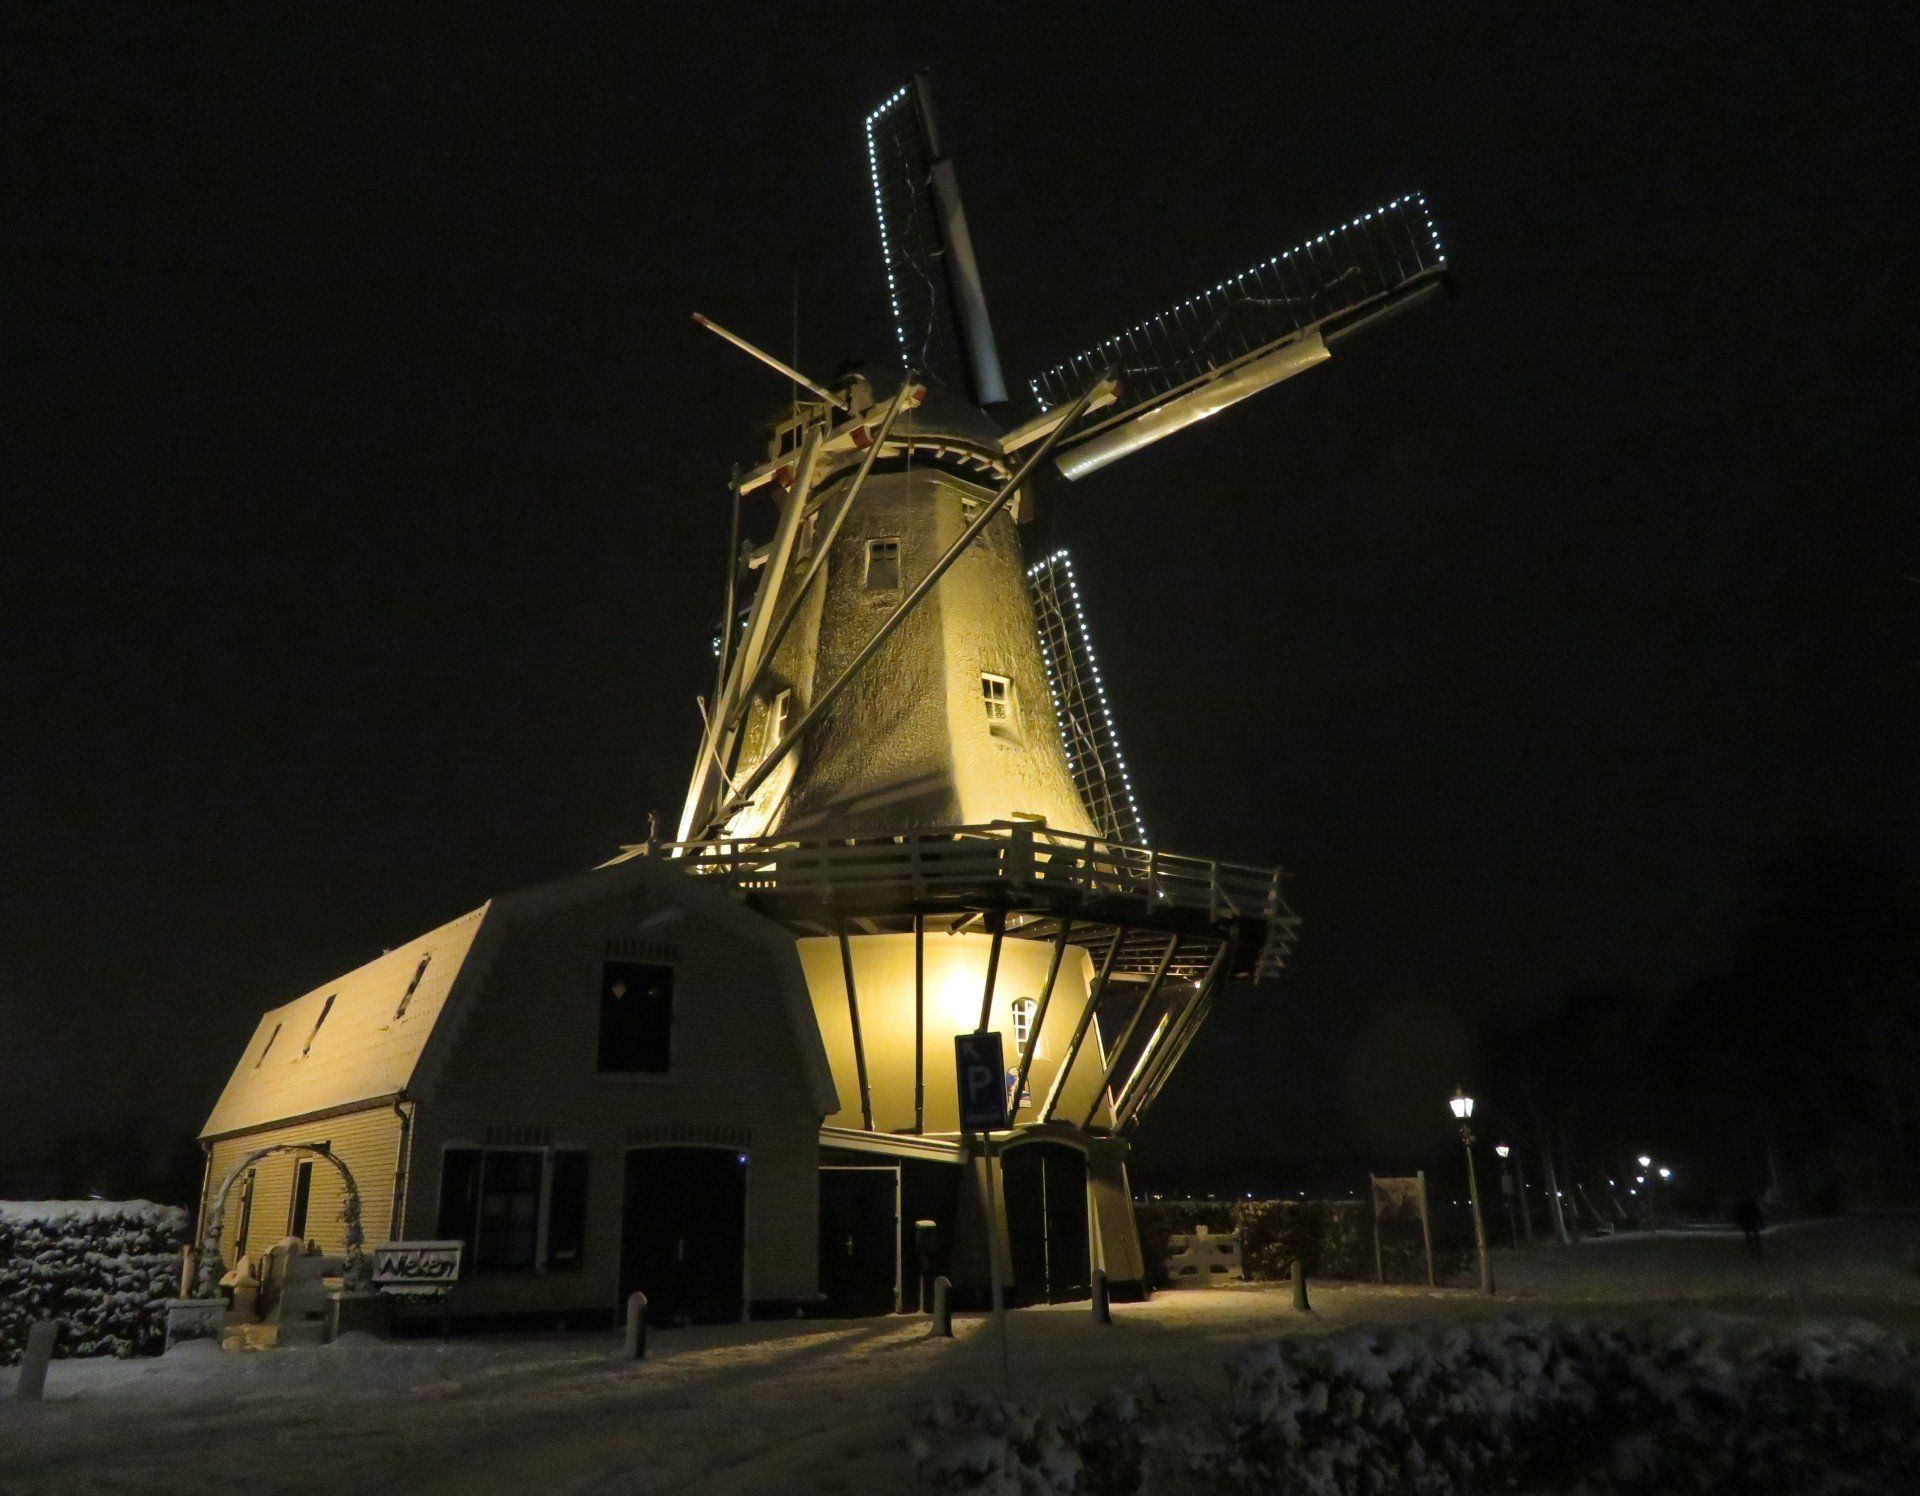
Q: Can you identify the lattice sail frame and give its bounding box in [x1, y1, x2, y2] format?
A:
[1027, 193, 1446, 426]
[1027, 549, 1147, 846]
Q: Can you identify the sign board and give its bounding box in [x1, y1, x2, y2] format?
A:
[370, 1239, 463, 1296]
[954, 1031, 1007, 1131]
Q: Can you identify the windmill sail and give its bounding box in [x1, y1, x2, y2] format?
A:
[1028, 194, 1448, 478]
[865, 76, 1008, 407]
[1027, 549, 1147, 845]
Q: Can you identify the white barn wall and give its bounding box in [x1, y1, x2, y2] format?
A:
[404, 883, 825, 1317]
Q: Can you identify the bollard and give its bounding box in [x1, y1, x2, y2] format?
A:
[930, 1275, 952, 1338]
[1291, 1260, 1311, 1313]
[1090, 1269, 1112, 1324]
[14, 1320, 59, 1401]
[623, 1291, 649, 1360]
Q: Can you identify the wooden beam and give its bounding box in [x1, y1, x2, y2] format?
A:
[1079, 933, 1181, 1130]
[1125, 941, 1234, 1128]
[1037, 924, 1127, 1124]
[974, 910, 1006, 1032]
[838, 927, 874, 1131]
[1115, 939, 1231, 1127]
[1007, 918, 1073, 1121]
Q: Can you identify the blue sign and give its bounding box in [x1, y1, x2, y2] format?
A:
[954, 1031, 1007, 1131]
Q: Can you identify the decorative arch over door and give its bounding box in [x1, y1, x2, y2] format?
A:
[193, 1141, 368, 1296]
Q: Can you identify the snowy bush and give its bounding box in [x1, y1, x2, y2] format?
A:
[914, 1386, 1163, 1496]
[914, 1318, 1920, 1494]
[1, 1200, 188, 1364]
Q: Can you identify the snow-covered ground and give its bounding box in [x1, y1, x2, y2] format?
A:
[3, 1216, 1916, 1494]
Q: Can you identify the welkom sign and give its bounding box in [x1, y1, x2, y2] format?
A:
[370, 1240, 463, 1296]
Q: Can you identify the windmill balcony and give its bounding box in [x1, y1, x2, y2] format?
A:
[612, 821, 1298, 980]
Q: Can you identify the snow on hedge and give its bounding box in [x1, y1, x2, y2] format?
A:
[914, 1316, 1920, 1494]
[1, 1200, 188, 1365]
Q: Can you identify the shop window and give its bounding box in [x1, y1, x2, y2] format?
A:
[598, 961, 674, 1074]
[437, 1148, 588, 1275]
[476, 1152, 543, 1273]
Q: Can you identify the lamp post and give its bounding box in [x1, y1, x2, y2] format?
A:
[1494, 1143, 1521, 1245]
[1451, 1089, 1494, 1294]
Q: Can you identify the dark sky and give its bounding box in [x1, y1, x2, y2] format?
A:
[8, 7, 1915, 1184]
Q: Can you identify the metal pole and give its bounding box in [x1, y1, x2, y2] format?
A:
[701, 374, 1113, 836]
[1463, 1129, 1493, 1294]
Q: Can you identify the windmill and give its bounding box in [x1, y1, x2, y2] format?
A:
[622, 73, 1449, 1308]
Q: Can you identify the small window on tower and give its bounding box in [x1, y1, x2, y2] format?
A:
[1011, 997, 1037, 1058]
[864, 537, 901, 590]
[981, 673, 1019, 740]
[763, 688, 792, 758]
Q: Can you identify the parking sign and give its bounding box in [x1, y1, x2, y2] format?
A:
[954, 1031, 1007, 1131]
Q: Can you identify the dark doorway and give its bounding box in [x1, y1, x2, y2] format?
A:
[901, 1158, 963, 1312]
[1001, 1142, 1090, 1304]
[620, 1148, 747, 1326]
[818, 1166, 898, 1315]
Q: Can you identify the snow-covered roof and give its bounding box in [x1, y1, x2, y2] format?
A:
[201, 857, 839, 1141]
[200, 905, 489, 1140]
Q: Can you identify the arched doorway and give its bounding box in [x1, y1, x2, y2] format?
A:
[194, 1142, 366, 1296]
[620, 1147, 748, 1326]
[1001, 1140, 1090, 1304]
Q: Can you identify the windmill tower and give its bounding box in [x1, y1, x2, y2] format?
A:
[624, 74, 1449, 1308]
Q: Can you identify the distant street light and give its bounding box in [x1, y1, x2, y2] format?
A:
[1637, 1155, 1652, 1169]
[1494, 1143, 1521, 1244]
[1451, 1089, 1494, 1294]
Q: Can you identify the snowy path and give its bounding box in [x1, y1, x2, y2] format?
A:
[5, 1217, 1917, 1494]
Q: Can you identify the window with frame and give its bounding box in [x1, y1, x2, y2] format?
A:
[981, 673, 1018, 739]
[394, 955, 431, 1020]
[761, 688, 792, 762]
[1011, 997, 1038, 1057]
[864, 537, 901, 590]
[598, 960, 674, 1074]
[233, 1171, 255, 1255]
[287, 1159, 314, 1240]
[301, 993, 336, 1056]
[437, 1148, 589, 1274]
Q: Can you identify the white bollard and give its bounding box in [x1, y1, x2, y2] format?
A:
[14, 1320, 59, 1401]
[623, 1290, 649, 1360]
[931, 1275, 952, 1338]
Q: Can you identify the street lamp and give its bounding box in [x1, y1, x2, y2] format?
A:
[1493, 1143, 1522, 1244]
[1450, 1088, 1494, 1294]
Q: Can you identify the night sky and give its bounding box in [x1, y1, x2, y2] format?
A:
[8, 8, 1915, 1189]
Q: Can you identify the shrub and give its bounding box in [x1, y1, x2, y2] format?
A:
[0, 1200, 188, 1364]
[915, 1317, 1920, 1494]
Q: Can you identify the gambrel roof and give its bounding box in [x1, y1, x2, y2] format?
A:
[200, 904, 489, 1140]
[200, 858, 836, 1141]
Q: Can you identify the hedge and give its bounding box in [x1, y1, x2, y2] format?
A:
[1, 1200, 188, 1364]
